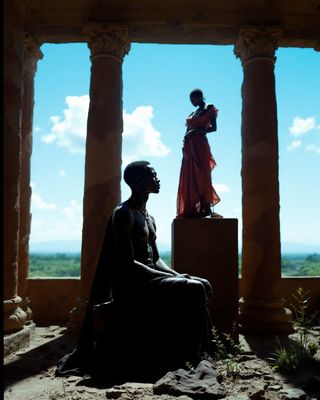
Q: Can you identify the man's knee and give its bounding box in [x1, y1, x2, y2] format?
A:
[187, 279, 207, 300]
[190, 277, 213, 298]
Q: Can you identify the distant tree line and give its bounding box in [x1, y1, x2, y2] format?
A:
[29, 253, 320, 278]
[281, 253, 320, 276]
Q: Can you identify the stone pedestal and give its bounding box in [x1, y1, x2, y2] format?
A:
[18, 34, 43, 322]
[68, 23, 130, 332]
[172, 218, 238, 335]
[3, 0, 27, 333]
[234, 27, 292, 333]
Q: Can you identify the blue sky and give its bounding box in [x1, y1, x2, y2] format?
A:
[30, 43, 320, 251]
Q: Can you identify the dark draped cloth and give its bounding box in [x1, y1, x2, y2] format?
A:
[177, 105, 220, 218]
[56, 212, 213, 382]
[56, 216, 115, 377]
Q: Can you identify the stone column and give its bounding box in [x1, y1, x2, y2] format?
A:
[3, 0, 27, 333]
[68, 23, 130, 331]
[18, 34, 43, 322]
[234, 27, 292, 333]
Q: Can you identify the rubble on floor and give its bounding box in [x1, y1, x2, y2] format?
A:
[4, 326, 320, 400]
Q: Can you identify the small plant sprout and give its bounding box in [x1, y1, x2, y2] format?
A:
[272, 337, 301, 373]
[210, 325, 243, 380]
[272, 287, 319, 373]
[291, 287, 318, 349]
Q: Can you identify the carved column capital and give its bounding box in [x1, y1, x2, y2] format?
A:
[83, 22, 130, 62]
[234, 26, 283, 66]
[24, 33, 43, 75]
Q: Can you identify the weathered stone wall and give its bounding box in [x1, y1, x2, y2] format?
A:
[27, 277, 320, 325]
[28, 278, 80, 324]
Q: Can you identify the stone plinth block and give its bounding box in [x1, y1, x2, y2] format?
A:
[172, 218, 238, 335]
[4, 325, 33, 357]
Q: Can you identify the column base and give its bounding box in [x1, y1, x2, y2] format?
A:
[20, 296, 33, 322]
[67, 298, 88, 333]
[4, 296, 27, 333]
[239, 297, 293, 334]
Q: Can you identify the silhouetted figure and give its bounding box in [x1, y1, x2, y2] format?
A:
[177, 89, 221, 218]
[57, 161, 212, 383]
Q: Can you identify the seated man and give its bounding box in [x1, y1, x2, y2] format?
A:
[57, 161, 213, 382]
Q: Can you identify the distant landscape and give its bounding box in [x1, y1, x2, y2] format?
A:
[29, 240, 320, 254]
[29, 251, 320, 277]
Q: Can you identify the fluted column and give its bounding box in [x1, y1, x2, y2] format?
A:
[4, 0, 27, 333]
[18, 34, 43, 322]
[68, 23, 130, 331]
[234, 27, 292, 333]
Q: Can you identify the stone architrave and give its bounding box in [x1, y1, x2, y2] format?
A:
[68, 23, 130, 331]
[18, 34, 43, 322]
[4, 0, 28, 333]
[234, 27, 292, 333]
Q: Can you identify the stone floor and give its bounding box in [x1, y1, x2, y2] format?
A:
[4, 326, 320, 400]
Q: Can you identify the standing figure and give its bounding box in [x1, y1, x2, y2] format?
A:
[177, 89, 221, 218]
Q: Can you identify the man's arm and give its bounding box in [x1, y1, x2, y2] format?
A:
[113, 206, 173, 279]
[196, 105, 218, 135]
[149, 216, 180, 277]
[204, 114, 217, 134]
[153, 245, 191, 278]
[186, 118, 216, 136]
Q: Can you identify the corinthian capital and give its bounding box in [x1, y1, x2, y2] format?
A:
[234, 27, 283, 66]
[24, 33, 43, 75]
[83, 23, 130, 62]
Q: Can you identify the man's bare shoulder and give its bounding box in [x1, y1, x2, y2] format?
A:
[113, 202, 134, 231]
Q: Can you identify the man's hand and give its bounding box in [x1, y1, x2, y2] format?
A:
[179, 273, 192, 279]
[155, 258, 181, 276]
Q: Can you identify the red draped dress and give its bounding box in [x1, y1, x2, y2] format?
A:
[177, 105, 220, 218]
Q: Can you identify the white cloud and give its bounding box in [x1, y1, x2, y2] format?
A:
[31, 193, 57, 210]
[50, 115, 61, 124]
[58, 169, 66, 177]
[30, 199, 83, 243]
[41, 95, 170, 162]
[34, 126, 41, 132]
[289, 116, 316, 137]
[306, 144, 320, 155]
[215, 183, 231, 194]
[30, 181, 36, 189]
[42, 95, 89, 154]
[61, 200, 82, 219]
[287, 140, 302, 151]
[122, 106, 170, 165]
[42, 133, 56, 143]
[232, 207, 241, 214]
[30, 219, 82, 243]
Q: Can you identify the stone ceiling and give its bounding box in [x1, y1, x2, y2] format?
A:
[25, 0, 320, 48]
